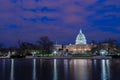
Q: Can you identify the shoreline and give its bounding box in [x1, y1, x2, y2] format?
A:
[0, 56, 112, 59]
[26, 56, 112, 59]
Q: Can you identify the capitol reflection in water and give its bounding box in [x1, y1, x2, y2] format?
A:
[0, 59, 120, 80]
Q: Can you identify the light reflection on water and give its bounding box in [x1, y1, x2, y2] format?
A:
[101, 60, 110, 80]
[10, 59, 14, 80]
[64, 59, 69, 80]
[2, 59, 6, 80]
[0, 59, 120, 80]
[53, 59, 57, 80]
[73, 60, 90, 80]
[32, 59, 36, 80]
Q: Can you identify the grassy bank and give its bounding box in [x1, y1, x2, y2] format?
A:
[72, 54, 93, 57]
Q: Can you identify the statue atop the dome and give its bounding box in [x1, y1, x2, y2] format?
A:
[75, 29, 87, 45]
[80, 29, 82, 33]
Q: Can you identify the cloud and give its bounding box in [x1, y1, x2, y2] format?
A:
[0, 0, 120, 46]
[85, 0, 120, 32]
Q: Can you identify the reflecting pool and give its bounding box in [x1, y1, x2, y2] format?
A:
[0, 59, 120, 80]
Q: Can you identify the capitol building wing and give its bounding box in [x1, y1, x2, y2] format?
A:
[64, 44, 91, 54]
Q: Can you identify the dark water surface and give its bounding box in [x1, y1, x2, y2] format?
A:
[0, 59, 120, 80]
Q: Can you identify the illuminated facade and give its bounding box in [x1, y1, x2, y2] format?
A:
[54, 29, 91, 54]
[64, 44, 91, 54]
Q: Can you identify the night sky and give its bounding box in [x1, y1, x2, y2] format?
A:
[0, 0, 120, 47]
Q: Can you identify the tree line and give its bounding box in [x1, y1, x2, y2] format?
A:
[0, 36, 54, 55]
[0, 37, 120, 56]
[91, 38, 120, 54]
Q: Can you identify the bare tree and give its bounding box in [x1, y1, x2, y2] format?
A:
[37, 36, 53, 54]
[18, 41, 38, 55]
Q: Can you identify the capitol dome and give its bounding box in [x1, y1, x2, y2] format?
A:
[75, 29, 87, 45]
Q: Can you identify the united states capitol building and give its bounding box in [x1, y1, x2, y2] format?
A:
[54, 29, 91, 54]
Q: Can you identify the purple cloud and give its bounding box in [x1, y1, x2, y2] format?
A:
[0, 0, 120, 46]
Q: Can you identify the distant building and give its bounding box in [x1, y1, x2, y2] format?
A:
[54, 44, 63, 50]
[64, 29, 91, 54]
[54, 29, 92, 54]
[64, 44, 91, 54]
